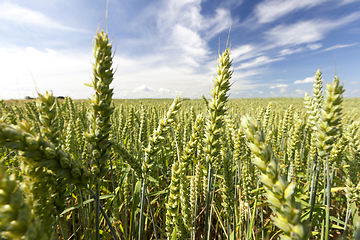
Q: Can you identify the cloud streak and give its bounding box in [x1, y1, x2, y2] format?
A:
[0, 2, 83, 31]
[270, 84, 288, 88]
[254, 0, 328, 23]
[265, 12, 360, 47]
[323, 43, 358, 51]
[236, 56, 283, 69]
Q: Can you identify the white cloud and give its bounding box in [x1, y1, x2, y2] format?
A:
[339, 0, 358, 5]
[237, 56, 283, 69]
[265, 12, 360, 46]
[171, 24, 209, 67]
[0, 2, 81, 31]
[294, 77, 315, 84]
[0, 45, 93, 100]
[153, 0, 235, 68]
[133, 85, 155, 92]
[0, 44, 219, 100]
[280, 48, 303, 55]
[307, 43, 322, 50]
[231, 44, 254, 61]
[158, 0, 233, 39]
[350, 81, 358, 84]
[254, 0, 328, 23]
[203, 8, 233, 40]
[323, 43, 358, 51]
[266, 21, 323, 46]
[132, 85, 172, 97]
[259, 91, 263, 94]
[270, 84, 288, 88]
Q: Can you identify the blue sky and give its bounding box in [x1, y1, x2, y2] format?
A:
[0, 0, 359, 99]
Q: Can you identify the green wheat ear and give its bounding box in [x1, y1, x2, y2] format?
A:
[166, 161, 181, 237]
[85, 29, 115, 180]
[0, 165, 50, 240]
[316, 75, 345, 159]
[204, 47, 232, 169]
[142, 97, 181, 181]
[241, 115, 309, 240]
[37, 91, 61, 146]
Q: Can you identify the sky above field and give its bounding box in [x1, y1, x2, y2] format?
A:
[0, 0, 359, 99]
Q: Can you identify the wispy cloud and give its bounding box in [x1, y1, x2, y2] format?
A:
[280, 48, 303, 56]
[231, 44, 256, 62]
[339, 0, 359, 5]
[202, 8, 234, 40]
[0, 2, 82, 31]
[307, 43, 322, 50]
[266, 21, 324, 46]
[237, 56, 283, 69]
[294, 77, 315, 84]
[323, 43, 358, 51]
[254, 0, 328, 24]
[270, 84, 288, 88]
[265, 12, 360, 47]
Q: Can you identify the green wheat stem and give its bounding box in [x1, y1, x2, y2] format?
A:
[204, 163, 212, 240]
[138, 181, 146, 240]
[206, 167, 217, 240]
[88, 189, 120, 240]
[95, 184, 100, 240]
[145, 184, 159, 240]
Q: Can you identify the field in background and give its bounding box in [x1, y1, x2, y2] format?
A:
[0, 30, 359, 240]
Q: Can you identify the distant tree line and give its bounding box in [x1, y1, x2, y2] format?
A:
[25, 96, 65, 100]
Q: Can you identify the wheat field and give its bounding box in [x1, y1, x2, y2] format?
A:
[0, 29, 359, 240]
